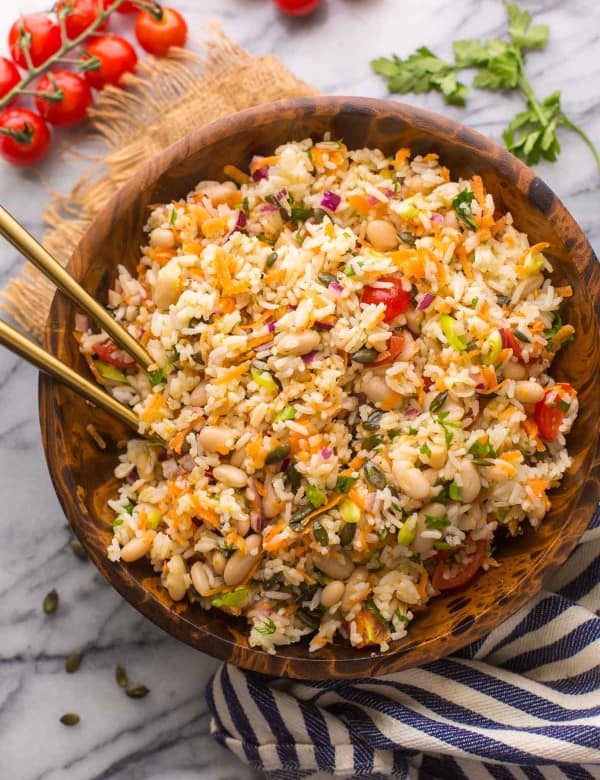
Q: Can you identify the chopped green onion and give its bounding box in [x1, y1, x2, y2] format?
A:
[306, 483, 326, 508]
[482, 329, 503, 365]
[251, 366, 278, 392]
[448, 480, 462, 501]
[420, 442, 432, 457]
[440, 314, 467, 352]
[148, 368, 166, 387]
[335, 475, 356, 493]
[95, 360, 127, 383]
[339, 497, 361, 524]
[424, 515, 450, 530]
[265, 444, 291, 465]
[343, 266, 356, 277]
[146, 508, 162, 530]
[274, 405, 296, 423]
[211, 587, 248, 608]
[471, 297, 479, 309]
[557, 400, 570, 412]
[434, 541, 456, 550]
[397, 518, 416, 546]
[429, 390, 448, 414]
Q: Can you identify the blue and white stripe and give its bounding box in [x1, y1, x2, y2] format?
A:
[208, 506, 600, 778]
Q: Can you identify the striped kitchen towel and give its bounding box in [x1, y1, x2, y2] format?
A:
[207, 505, 600, 778]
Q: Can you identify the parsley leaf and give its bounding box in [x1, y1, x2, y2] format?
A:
[452, 189, 477, 230]
[371, 47, 468, 106]
[506, 2, 549, 51]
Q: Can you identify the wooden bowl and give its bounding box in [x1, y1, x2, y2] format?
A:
[40, 97, 600, 679]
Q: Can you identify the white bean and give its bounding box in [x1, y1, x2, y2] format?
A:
[211, 551, 226, 576]
[366, 220, 399, 252]
[502, 361, 527, 380]
[149, 227, 175, 249]
[277, 330, 321, 356]
[263, 480, 283, 519]
[135, 448, 157, 481]
[320, 580, 345, 608]
[392, 462, 431, 501]
[189, 382, 207, 406]
[342, 567, 369, 612]
[313, 552, 354, 580]
[198, 425, 234, 455]
[196, 180, 238, 205]
[166, 554, 187, 601]
[190, 561, 212, 596]
[459, 460, 481, 503]
[236, 516, 250, 537]
[362, 375, 394, 405]
[213, 464, 248, 488]
[427, 443, 447, 469]
[120, 533, 153, 562]
[514, 380, 544, 404]
[230, 445, 246, 468]
[224, 534, 261, 587]
[153, 262, 181, 309]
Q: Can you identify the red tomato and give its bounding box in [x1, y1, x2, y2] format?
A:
[115, 1, 140, 13]
[502, 329, 522, 360]
[274, 0, 321, 16]
[55, 0, 109, 39]
[91, 340, 135, 368]
[373, 334, 405, 365]
[35, 71, 92, 127]
[82, 35, 137, 88]
[0, 57, 20, 105]
[134, 7, 187, 57]
[0, 108, 51, 166]
[8, 14, 61, 68]
[360, 276, 410, 322]
[432, 540, 487, 591]
[534, 383, 576, 443]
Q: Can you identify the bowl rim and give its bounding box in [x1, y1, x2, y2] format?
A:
[39, 96, 600, 678]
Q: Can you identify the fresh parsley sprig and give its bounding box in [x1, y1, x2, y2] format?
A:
[371, 2, 599, 170]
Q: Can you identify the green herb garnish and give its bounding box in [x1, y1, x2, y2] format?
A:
[255, 618, 277, 635]
[452, 189, 477, 230]
[306, 483, 326, 508]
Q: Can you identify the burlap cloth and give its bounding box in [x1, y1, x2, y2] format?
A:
[0, 24, 316, 339]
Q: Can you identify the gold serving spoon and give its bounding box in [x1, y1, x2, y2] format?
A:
[0, 205, 148, 432]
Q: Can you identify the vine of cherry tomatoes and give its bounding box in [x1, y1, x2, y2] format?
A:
[0, 0, 188, 167]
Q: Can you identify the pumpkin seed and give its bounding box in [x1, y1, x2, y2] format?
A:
[312, 521, 329, 546]
[266, 251, 278, 268]
[318, 272, 336, 286]
[363, 409, 383, 431]
[115, 665, 129, 689]
[43, 589, 58, 615]
[429, 390, 448, 414]
[339, 522, 357, 546]
[265, 444, 291, 465]
[65, 651, 82, 674]
[290, 504, 313, 526]
[362, 434, 383, 451]
[296, 609, 320, 630]
[60, 713, 80, 726]
[350, 347, 379, 364]
[398, 231, 417, 246]
[126, 685, 150, 699]
[363, 461, 387, 489]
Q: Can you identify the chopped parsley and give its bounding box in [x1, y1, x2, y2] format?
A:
[452, 188, 477, 229]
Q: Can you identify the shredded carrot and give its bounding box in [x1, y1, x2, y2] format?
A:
[471, 175, 486, 209]
[523, 418, 546, 452]
[192, 503, 221, 530]
[250, 155, 279, 174]
[555, 285, 573, 298]
[262, 520, 290, 553]
[500, 450, 523, 464]
[455, 245, 473, 281]
[214, 360, 250, 385]
[201, 216, 229, 238]
[528, 478, 549, 498]
[342, 453, 367, 474]
[492, 215, 507, 236]
[170, 413, 203, 455]
[140, 393, 167, 423]
[394, 147, 411, 165]
[348, 488, 366, 510]
[416, 569, 429, 601]
[220, 296, 236, 313]
[223, 164, 250, 184]
[247, 332, 274, 350]
[311, 144, 348, 172]
[148, 247, 176, 266]
[347, 193, 373, 214]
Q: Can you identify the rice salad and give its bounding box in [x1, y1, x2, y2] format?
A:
[78, 138, 578, 654]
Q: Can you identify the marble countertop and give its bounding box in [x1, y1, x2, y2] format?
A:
[0, 1, 598, 777]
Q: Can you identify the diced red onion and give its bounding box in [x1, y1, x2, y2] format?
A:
[499, 328, 509, 348]
[314, 320, 334, 330]
[181, 455, 196, 473]
[75, 313, 90, 332]
[321, 190, 341, 211]
[250, 156, 269, 182]
[258, 203, 278, 213]
[251, 511, 263, 532]
[126, 468, 139, 484]
[275, 188, 288, 203]
[302, 350, 318, 364]
[476, 382, 485, 390]
[321, 447, 332, 460]
[417, 292, 436, 310]
[366, 195, 380, 206]
[204, 469, 214, 479]
[280, 458, 290, 473]
[431, 213, 444, 225]
[235, 210, 247, 230]
[162, 460, 178, 479]
[267, 319, 276, 333]
[404, 407, 419, 418]
[330, 282, 344, 294]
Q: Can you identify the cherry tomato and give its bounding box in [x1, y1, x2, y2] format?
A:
[55, 0, 109, 40]
[91, 340, 135, 368]
[82, 35, 137, 89]
[0, 57, 20, 105]
[0, 108, 51, 166]
[274, 0, 321, 16]
[534, 383, 576, 443]
[373, 334, 405, 365]
[432, 540, 487, 591]
[134, 7, 187, 57]
[35, 71, 92, 127]
[502, 329, 522, 360]
[8, 14, 61, 68]
[115, 1, 140, 13]
[360, 276, 410, 322]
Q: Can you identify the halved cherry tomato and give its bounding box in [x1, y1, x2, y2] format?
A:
[274, 0, 321, 16]
[55, 0, 110, 39]
[8, 14, 61, 68]
[0, 57, 20, 105]
[360, 276, 410, 322]
[82, 35, 137, 89]
[35, 71, 92, 127]
[0, 108, 51, 166]
[502, 329, 522, 360]
[432, 540, 487, 591]
[134, 7, 187, 57]
[91, 340, 135, 368]
[534, 383, 576, 443]
[373, 334, 405, 366]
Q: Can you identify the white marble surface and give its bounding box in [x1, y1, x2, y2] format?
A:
[0, 0, 598, 777]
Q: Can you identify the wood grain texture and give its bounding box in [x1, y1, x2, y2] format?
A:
[39, 97, 600, 679]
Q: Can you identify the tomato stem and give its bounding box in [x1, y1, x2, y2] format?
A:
[0, 0, 130, 110]
[0, 122, 34, 144]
